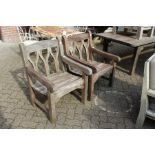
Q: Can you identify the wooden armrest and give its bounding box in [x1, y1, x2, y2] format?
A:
[91, 47, 121, 62]
[61, 56, 92, 75]
[26, 67, 54, 92]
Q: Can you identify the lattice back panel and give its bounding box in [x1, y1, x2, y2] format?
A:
[21, 40, 62, 77]
[27, 46, 60, 76]
[65, 33, 92, 61]
[68, 40, 90, 61]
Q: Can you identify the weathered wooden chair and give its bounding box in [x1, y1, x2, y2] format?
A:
[19, 40, 92, 123]
[62, 31, 120, 101]
[136, 54, 155, 128]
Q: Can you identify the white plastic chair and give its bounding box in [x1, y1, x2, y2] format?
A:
[136, 53, 155, 128]
[17, 26, 39, 42]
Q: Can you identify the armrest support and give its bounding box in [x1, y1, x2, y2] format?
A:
[26, 67, 54, 92]
[61, 56, 92, 75]
[91, 47, 121, 63]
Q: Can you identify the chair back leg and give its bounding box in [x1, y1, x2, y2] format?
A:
[81, 74, 88, 104]
[136, 95, 149, 128]
[27, 75, 36, 107]
[48, 92, 57, 124]
[109, 69, 115, 87]
[88, 76, 95, 101]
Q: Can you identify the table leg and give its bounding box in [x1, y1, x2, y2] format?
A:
[103, 38, 109, 51]
[130, 46, 144, 75]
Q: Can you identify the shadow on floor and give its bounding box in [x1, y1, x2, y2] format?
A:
[84, 74, 155, 129]
[10, 67, 30, 103]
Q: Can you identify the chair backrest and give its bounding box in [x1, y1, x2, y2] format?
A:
[19, 40, 64, 77]
[63, 32, 93, 62]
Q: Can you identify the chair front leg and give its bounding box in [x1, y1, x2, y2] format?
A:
[27, 75, 36, 107]
[48, 92, 57, 124]
[136, 95, 148, 128]
[88, 75, 95, 101]
[81, 74, 88, 104]
[109, 68, 115, 87]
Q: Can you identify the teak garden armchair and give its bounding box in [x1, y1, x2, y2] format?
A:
[62, 31, 121, 101]
[136, 54, 155, 128]
[19, 40, 92, 123]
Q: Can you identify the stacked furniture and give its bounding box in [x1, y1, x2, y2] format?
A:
[113, 26, 155, 40]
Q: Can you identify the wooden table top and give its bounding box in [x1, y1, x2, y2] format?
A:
[97, 32, 155, 47]
[32, 26, 81, 37]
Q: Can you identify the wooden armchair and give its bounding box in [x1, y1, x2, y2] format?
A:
[62, 31, 121, 101]
[136, 54, 155, 128]
[19, 40, 92, 123]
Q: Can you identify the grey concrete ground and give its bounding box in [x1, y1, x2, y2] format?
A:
[0, 40, 155, 129]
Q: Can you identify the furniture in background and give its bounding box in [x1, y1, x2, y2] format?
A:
[17, 26, 39, 42]
[136, 54, 155, 128]
[96, 31, 155, 75]
[75, 26, 112, 36]
[31, 26, 81, 39]
[30, 26, 53, 40]
[75, 26, 88, 32]
[19, 40, 92, 123]
[62, 31, 120, 101]
[136, 27, 155, 39]
[113, 26, 155, 40]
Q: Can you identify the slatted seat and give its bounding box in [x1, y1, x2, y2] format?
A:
[48, 72, 83, 91]
[68, 61, 113, 76]
[19, 40, 92, 123]
[88, 61, 113, 72]
[62, 31, 120, 100]
[32, 72, 83, 95]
